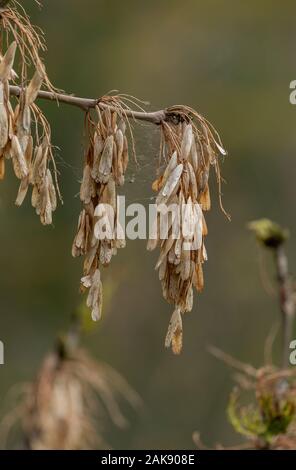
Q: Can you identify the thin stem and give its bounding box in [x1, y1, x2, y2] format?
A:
[9, 85, 168, 124]
[275, 245, 296, 368]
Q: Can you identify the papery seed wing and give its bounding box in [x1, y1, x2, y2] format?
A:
[40, 181, 52, 225]
[155, 234, 175, 270]
[31, 144, 43, 184]
[187, 162, 198, 201]
[15, 176, 30, 206]
[122, 136, 129, 174]
[115, 129, 124, 161]
[189, 138, 198, 172]
[199, 184, 211, 211]
[83, 242, 99, 275]
[80, 164, 95, 204]
[159, 259, 167, 281]
[31, 184, 40, 209]
[91, 132, 104, 181]
[47, 169, 57, 212]
[165, 307, 183, 354]
[161, 151, 178, 187]
[180, 245, 191, 281]
[100, 240, 113, 266]
[11, 135, 29, 179]
[25, 135, 33, 165]
[0, 83, 8, 149]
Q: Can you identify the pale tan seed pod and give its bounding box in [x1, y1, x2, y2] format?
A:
[32, 138, 50, 185]
[47, 169, 57, 212]
[189, 138, 199, 172]
[180, 244, 191, 281]
[11, 135, 29, 179]
[180, 124, 193, 161]
[91, 283, 103, 321]
[158, 259, 167, 281]
[91, 132, 104, 182]
[83, 242, 99, 275]
[197, 168, 209, 195]
[103, 107, 112, 132]
[72, 210, 86, 257]
[147, 214, 160, 251]
[115, 129, 124, 161]
[161, 151, 178, 188]
[165, 307, 183, 355]
[111, 111, 117, 133]
[15, 134, 33, 207]
[25, 135, 33, 165]
[194, 263, 204, 292]
[0, 154, 5, 180]
[102, 176, 116, 212]
[118, 118, 126, 135]
[0, 83, 8, 150]
[181, 166, 190, 198]
[40, 178, 53, 225]
[39, 188, 52, 225]
[155, 234, 175, 270]
[26, 69, 44, 106]
[185, 285, 193, 312]
[175, 237, 182, 260]
[15, 177, 30, 207]
[98, 135, 113, 184]
[16, 91, 31, 137]
[156, 163, 183, 205]
[187, 161, 198, 201]
[99, 240, 113, 266]
[31, 184, 40, 209]
[199, 183, 211, 211]
[86, 269, 103, 321]
[0, 42, 17, 81]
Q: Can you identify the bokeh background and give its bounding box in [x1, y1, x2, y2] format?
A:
[1, 0, 296, 449]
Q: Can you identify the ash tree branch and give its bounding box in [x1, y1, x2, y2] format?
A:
[9, 85, 168, 124]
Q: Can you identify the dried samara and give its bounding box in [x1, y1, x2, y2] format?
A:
[149, 108, 228, 354]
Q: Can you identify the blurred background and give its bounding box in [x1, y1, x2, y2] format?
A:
[1, 0, 296, 449]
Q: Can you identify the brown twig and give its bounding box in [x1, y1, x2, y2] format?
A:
[274, 245, 296, 368]
[9, 85, 168, 124]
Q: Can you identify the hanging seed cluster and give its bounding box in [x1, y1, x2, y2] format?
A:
[72, 104, 129, 322]
[0, 41, 58, 224]
[148, 110, 227, 354]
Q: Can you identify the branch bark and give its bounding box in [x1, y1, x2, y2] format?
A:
[9, 85, 168, 124]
